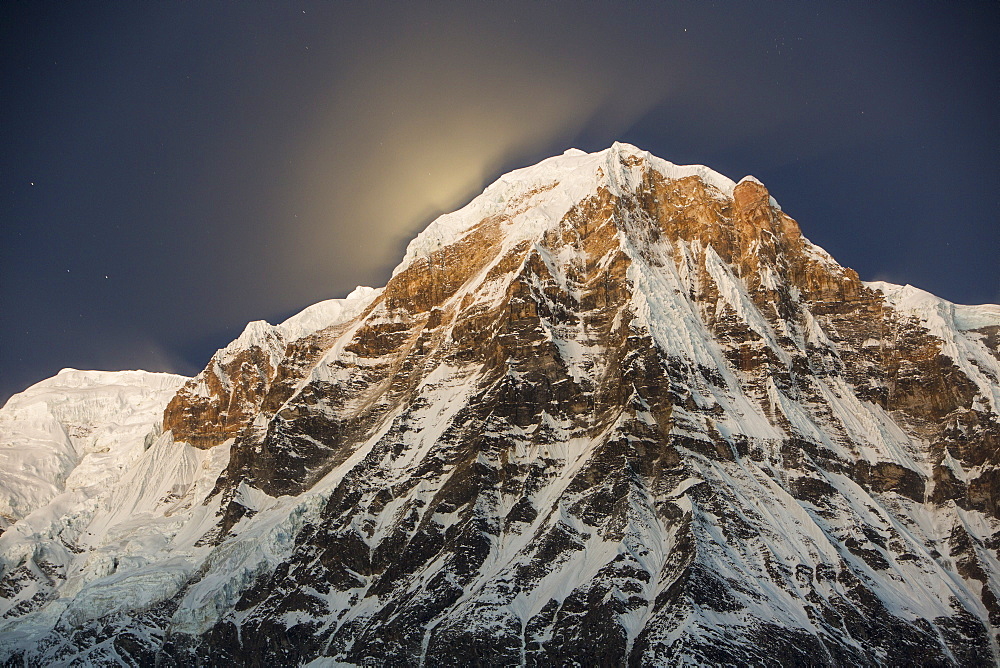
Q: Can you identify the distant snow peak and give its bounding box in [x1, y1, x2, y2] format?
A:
[0, 369, 186, 522]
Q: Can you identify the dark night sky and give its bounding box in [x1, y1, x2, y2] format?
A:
[2, 2, 998, 403]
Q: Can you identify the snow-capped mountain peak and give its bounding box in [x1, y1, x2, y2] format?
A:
[394, 142, 744, 278]
[2, 145, 998, 665]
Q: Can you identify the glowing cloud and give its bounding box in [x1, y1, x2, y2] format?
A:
[267, 7, 675, 310]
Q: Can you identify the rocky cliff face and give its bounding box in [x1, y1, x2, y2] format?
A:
[1, 144, 998, 666]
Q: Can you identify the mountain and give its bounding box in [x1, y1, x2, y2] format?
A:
[1, 143, 998, 666]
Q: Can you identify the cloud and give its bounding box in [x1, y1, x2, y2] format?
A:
[264, 6, 675, 308]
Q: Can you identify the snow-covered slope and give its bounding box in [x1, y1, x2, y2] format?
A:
[0, 369, 186, 525]
[277, 285, 382, 342]
[1, 144, 998, 666]
[0, 287, 387, 661]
